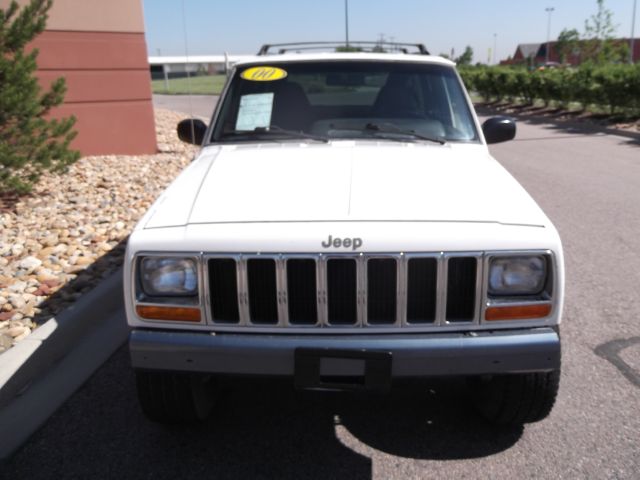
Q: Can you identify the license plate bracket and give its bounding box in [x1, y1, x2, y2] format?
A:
[294, 348, 392, 392]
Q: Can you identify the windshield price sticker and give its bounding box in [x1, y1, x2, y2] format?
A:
[241, 66, 288, 81]
[235, 92, 274, 131]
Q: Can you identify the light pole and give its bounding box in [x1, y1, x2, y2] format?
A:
[545, 7, 555, 65]
[345, 0, 350, 48]
[631, 0, 637, 63]
[493, 33, 497, 64]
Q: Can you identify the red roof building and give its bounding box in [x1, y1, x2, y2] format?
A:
[502, 38, 640, 66]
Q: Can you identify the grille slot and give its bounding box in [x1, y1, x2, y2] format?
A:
[406, 257, 437, 323]
[247, 258, 278, 324]
[446, 257, 477, 322]
[367, 258, 397, 324]
[326, 258, 358, 325]
[287, 259, 318, 325]
[208, 258, 240, 323]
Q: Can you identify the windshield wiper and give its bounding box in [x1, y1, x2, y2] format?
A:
[364, 122, 446, 145]
[222, 125, 328, 143]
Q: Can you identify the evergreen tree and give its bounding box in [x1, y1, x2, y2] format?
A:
[455, 46, 474, 66]
[0, 0, 79, 194]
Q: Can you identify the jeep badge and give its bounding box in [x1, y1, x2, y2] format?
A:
[321, 235, 363, 250]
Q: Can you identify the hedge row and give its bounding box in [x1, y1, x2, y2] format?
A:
[459, 64, 640, 114]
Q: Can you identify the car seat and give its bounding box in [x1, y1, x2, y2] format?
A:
[270, 81, 312, 131]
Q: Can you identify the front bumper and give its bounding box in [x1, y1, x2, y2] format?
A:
[129, 327, 560, 377]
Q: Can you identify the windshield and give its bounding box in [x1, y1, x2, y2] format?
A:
[211, 61, 479, 144]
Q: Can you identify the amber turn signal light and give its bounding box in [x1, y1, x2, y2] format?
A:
[136, 305, 201, 322]
[485, 303, 552, 321]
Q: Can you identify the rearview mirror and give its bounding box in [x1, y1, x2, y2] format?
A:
[177, 118, 208, 145]
[326, 73, 365, 86]
[482, 116, 516, 144]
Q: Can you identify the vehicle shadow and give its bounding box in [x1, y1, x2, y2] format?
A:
[475, 105, 640, 146]
[3, 347, 522, 479]
[620, 137, 640, 147]
[333, 380, 522, 460]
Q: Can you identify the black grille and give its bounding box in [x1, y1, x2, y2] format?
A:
[367, 258, 397, 324]
[247, 258, 278, 324]
[327, 258, 358, 325]
[206, 253, 480, 327]
[208, 258, 240, 323]
[287, 259, 318, 325]
[406, 257, 437, 323]
[446, 257, 477, 321]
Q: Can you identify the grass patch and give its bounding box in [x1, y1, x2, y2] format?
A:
[152, 74, 227, 95]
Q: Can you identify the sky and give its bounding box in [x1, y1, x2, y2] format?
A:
[142, 0, 638, 64]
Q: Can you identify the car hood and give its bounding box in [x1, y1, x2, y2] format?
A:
[144, 142, 550, 229]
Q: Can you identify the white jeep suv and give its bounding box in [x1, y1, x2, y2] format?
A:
[125, 42, 563, 426]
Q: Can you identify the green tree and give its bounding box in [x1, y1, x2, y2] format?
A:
[555, 28, 580, 64]
[582, 0, 628, 64]
[455, 46, 474, 66]
[0, 0, 79, 194]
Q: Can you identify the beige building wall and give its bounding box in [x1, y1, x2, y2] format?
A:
[44, 0, 145, 32]
[0, 0, 157, 155]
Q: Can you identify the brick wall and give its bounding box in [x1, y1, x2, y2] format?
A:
[1, 0, 157, 155]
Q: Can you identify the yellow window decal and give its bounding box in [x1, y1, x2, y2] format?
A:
[240, 66, 288, 82]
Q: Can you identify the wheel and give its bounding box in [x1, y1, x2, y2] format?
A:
[135, 370, 216, 423]
[469, 369, 560, 426]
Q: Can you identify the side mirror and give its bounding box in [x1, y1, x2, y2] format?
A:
[482, 116, 516, 144]
[177, 118, 208, 145]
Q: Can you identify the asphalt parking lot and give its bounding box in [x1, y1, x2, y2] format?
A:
[3, 96, 639, 479]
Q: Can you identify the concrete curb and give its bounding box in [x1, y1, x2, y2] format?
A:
[0, 269, 129, 459]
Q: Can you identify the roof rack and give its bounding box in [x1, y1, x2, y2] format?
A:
[257, 41, 430, 56]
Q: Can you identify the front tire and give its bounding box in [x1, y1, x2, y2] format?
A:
[470, 369, 560, 426]
[135, 371, 216, 424]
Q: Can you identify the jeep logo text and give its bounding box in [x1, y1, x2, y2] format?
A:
[321, 235, 363, 250]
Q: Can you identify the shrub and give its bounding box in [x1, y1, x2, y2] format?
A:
[572, 65, 596, 110]
[591, 64, 635, 114]
[460, 63, 640, 116]
[458, 67, 477, 94]
[512, 69, 535, 105]
[629, 64, 640, 112]
[0, 0, 79, 194]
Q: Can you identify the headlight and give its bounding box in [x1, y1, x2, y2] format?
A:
[488, 256, 546, 296]
[139, 257, 198, 296]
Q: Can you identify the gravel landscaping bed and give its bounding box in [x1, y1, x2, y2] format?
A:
[0, 108, 197, 353]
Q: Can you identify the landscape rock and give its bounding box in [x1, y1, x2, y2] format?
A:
[7, 325, 28, 338]
[0, 334, 13, 352]
[0, 109, 196, 351]
[8, 281, 27, 294]
[18, 256, 43, 272]
[8, 294, 26, 309]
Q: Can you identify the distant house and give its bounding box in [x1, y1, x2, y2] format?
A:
[502, 38, 640, 66]
[511, 43, 543, 64]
